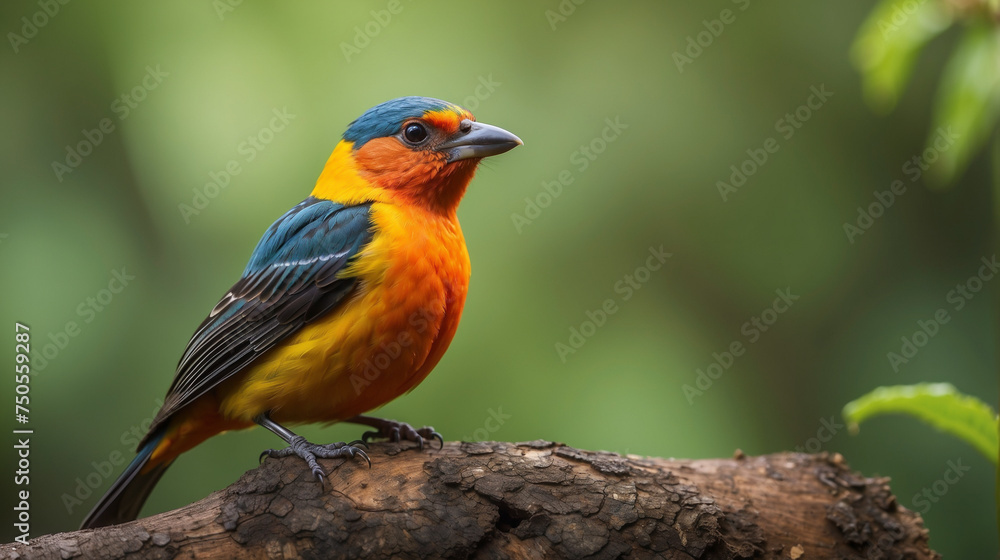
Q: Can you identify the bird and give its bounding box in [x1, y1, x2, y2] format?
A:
[81, 96, 521, 529]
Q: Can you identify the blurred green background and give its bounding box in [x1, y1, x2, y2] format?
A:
[1, 1, 996, 556]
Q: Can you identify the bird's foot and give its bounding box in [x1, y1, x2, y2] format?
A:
[350, 416, 443, 450]
[259, 436, 370, 482]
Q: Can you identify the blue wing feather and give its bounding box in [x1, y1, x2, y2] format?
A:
[140, 197, 374, 446]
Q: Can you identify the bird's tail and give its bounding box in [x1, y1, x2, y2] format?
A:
[79, 428, 173, 529]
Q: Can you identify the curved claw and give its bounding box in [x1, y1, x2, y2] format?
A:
[361, 430, 379, 443]
[311, 466, 327, 484]
[355, 447, 372, 468]
[431, 431, 444, 450]
[348, 439, 369, 449]
[259, 450, 272, 464]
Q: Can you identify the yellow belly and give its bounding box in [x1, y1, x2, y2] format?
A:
[216, 202, 470, 424]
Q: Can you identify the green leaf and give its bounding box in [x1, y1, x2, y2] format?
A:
[843, 383, 999, 464]
[927, 25, 1000, 187]
[851, 0, 953, 113]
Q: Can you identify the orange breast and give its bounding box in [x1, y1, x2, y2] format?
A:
[215, 201, 471, 425]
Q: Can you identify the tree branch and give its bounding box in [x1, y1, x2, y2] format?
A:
[2, 441, 937, 559]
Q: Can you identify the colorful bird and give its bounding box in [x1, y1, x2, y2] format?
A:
[81, 96, 521, 529]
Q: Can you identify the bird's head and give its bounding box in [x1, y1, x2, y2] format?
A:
[313, 96, 522, 214]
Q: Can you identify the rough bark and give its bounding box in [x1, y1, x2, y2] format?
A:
[2, 441, 937, 559]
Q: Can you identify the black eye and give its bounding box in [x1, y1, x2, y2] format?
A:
[403, 123, 428, 144]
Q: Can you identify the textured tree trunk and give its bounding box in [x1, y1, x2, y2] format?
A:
[1, 441, 937, 559]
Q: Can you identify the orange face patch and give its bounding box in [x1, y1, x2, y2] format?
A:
[353, 135, 478, 212]
[354, 137, 448, 191]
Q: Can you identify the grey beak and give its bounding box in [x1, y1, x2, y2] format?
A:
[437, 120, 523, 162]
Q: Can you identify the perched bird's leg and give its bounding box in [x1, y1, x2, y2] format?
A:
[346, 415, 444, 450]
[255, 413, 370, 482]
